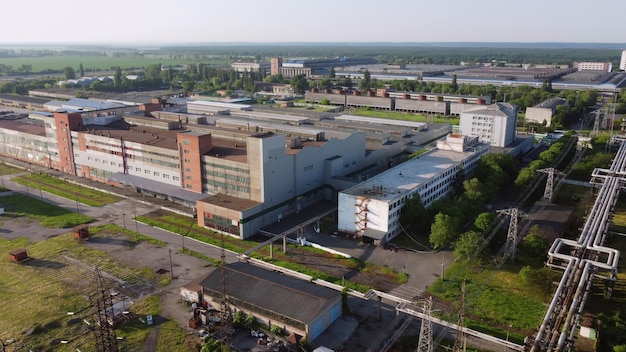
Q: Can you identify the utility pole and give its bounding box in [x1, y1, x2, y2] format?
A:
[453, 279, 467, 352]
[89, 268, 118, 352]
[416, 297, 434, 352]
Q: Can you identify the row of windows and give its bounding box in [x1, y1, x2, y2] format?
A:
[205, 162, 248, 174]
[133, 167, 179, 181]
[205, 179, 250, 193]
[204, 170, 250, 184]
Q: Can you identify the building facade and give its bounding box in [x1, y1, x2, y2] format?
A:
[230, 61, 270, 73]
[337, 134, 488, 244]
[573, 62, 612, 72]
[459, 103, 518, 147]
[621, 50, 626, 71]
[524, 98, 568, 127]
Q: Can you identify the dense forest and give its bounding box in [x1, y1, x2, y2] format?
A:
[0, 44, 623, 67]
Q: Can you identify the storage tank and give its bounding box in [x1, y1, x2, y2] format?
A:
[311, 87, 319, 93]
[458, 98, 467, 103]
[403, 94, 410, 99]
[324, 88, 332, 94]
[435, 96, 443, 102]
[366, 90, 375, 97]
[352, 90, 360, 96]
[418, 95, 426, 101]
[476, 98, 486, 105]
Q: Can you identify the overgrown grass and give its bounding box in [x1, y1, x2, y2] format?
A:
[13, 173, 122, 206]
[117, 295, 161, 348]
[137, 211, 406, 293]
[429, 260, 550, 344]
[0, 193, 92, 227]
[158, 320, 195, 352]
[0, 233, 171, 351]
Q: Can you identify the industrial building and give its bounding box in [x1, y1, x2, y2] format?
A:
[524, 98, 568, 127]
[184, 262, 341, 341]
[305, 89, 491, 116]
[2, 96, 453, 239]
[230, 61, 270, 73]
[621, 50, 626, 71]
[337, 134, 488, 244]
[459, 103, 518, 147]
[270, 56, 376, 77]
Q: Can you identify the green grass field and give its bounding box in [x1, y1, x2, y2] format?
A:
[13, 173, 122, 207]
[0, 55, 228, 73]
[0, 230, 173, 351]
[351, 107, 459, 125]
[0, 193, 92, 228]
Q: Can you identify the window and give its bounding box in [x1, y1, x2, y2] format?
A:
[183, 140, 190, 145]
[153, 171, 160, 176]
[173, 176, 180, 181]
[145, 169, 150, 174]
[136, 167, 141, 172]
[163, 174, 170, 179]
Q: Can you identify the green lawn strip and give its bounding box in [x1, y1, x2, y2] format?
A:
[137, 212, 399, 293]
[352, 107, 458, 125]
[0, 163, 21, 175]
[95, 223, 168, 247]
[0, 193, 92, 228]
[180, 248, 222, 267]
[429, 260, 548, 344]
[13, 173, 122, 206]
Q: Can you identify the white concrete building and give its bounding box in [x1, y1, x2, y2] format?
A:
[524, 98, 568, 127]
[337, 134, 488, 244]
[230, 61, 270, 73]
[573, 62, 612, 72]
[621, 50, 626, 71]
[459, 103, 518, 147]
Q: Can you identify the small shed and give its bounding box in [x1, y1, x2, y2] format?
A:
[73, 224, 90, 240]
[9, 248, 29, 263]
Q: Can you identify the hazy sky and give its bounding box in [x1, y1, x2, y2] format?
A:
[2, 0, 623, 44]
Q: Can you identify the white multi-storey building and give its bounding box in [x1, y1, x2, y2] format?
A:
[573, 62, 612, 72]
[459, 103, 518, 148]
[620, 50, 626, 71]
[230, 61, 270, 73]
[337, 134, 488, 244]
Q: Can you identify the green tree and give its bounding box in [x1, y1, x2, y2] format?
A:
[474, 212, 494, 231]
[63, 66, 75, 80]
[400, 193, 429, 235]
[463, 178, 485, 203]
[521, 226, 549, 257]
[113, 66, 122, 87]
[519, 266, 559, 298]
[79, 63, 84, 77]
[263, 74, 284, 83]
[290, 74, 308, 94]
[320, 98, 330, 105]
[430, 213, 459, 249]
[339, 77, 353, 88]
[182, 80, 195, 95]
[454, 230, 484, 261]
[450, 74, 458, 92]
[359, 69, 372, 91]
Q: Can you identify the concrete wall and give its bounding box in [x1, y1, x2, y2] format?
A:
[394, 99, 449, 114]
[525, 107, 553, 126]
